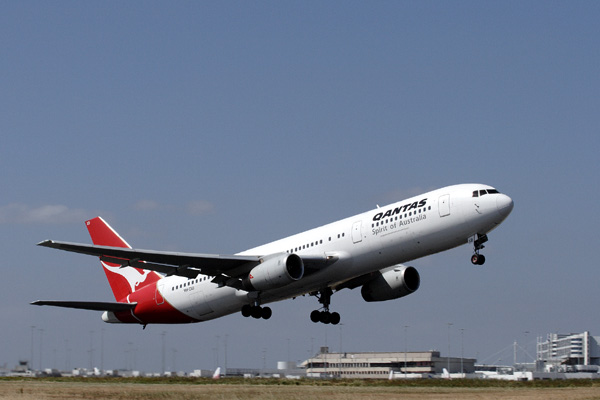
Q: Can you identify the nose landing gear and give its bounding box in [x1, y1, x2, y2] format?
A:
[470, 234, 488, 265]
[471, 253, 486, 265]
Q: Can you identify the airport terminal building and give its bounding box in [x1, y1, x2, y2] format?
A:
[537, 331, 600, 367]
[300, 348, 475, 378]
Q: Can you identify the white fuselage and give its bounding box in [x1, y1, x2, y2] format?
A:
[153, 184, 513, 321]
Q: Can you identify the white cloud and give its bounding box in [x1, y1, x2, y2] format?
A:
[0, 203, 89, 224]
[186, 200, 214, 216]
[133, 199, 161, 211]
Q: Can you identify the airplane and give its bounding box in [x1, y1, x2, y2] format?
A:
[32, 183, 513, 327]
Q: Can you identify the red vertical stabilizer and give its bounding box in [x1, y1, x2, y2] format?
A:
[86, 217, 161, 302]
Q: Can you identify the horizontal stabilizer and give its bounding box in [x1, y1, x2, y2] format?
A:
[31, 300, 137, 312]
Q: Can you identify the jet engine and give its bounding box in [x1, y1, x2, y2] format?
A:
[361, 265, 420, 302]
[242, 253, 304, 291]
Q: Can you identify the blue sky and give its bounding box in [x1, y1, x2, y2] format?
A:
[1, 1, 599, 372]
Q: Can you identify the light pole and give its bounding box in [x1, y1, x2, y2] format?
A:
[160, 331, 166, 375]
[337, 324, 344, 378]
[524, 331, 530, 364]
[39, 328, 44, 371]
[65, 339, 70, 372]
[447, 323, 453, 373]
[89, 330, 94, 371]
[30, 326, 35, 371]
[101, 328, 105, 374]
[339, 324, 344, 354]
[460, 328, 464, 375]
[215, 335, 220, 367]
[404, 325, 409, 378]
[224, 334, 228, 377]
[171, 348, 177, 372]
[310, 337, 314, 373]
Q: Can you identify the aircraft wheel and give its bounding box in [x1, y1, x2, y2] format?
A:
[261, 307, 272, 320]
[251, 306, 263, 319]
[310, 310, 321, 323]
[330, 312, 341, 325]
[241, 304, 251, 317]
[321, 311, 331, 324]
[471, 253, 486, 265]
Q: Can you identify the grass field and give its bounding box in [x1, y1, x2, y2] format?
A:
[1, 378, 600, 400]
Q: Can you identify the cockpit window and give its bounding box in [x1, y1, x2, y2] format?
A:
[474, 188, 500, 197]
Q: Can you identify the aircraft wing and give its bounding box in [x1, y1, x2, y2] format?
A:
[38, 240, 261, 280]
[31, 300, 137, 312]
[38, 240, 341, 289]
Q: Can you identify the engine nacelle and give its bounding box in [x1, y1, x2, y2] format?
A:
[242, 253, 304, 291]
[361, 265, 420, 302]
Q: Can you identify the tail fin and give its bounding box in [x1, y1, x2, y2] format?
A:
[86, 217, 161, 301]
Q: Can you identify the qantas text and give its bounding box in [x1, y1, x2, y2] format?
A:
[372, 199, 427, 221]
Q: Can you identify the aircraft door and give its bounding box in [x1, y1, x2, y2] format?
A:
[352, 221, 363, 243]
[156, 283, 165, 305]
[439, 194, 450, 217]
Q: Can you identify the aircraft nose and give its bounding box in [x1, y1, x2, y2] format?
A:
[496, 194, 514, 218]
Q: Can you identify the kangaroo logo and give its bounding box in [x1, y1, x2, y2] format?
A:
[101, 261, 154, 293]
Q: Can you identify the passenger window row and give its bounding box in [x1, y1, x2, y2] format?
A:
[172, 275, 210, 291]
[286, 232, 346, 254]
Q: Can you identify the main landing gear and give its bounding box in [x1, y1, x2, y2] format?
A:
[310, 288, 341, 325]
[241, 303, 272, 320]
[470, 234, 488, 265]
